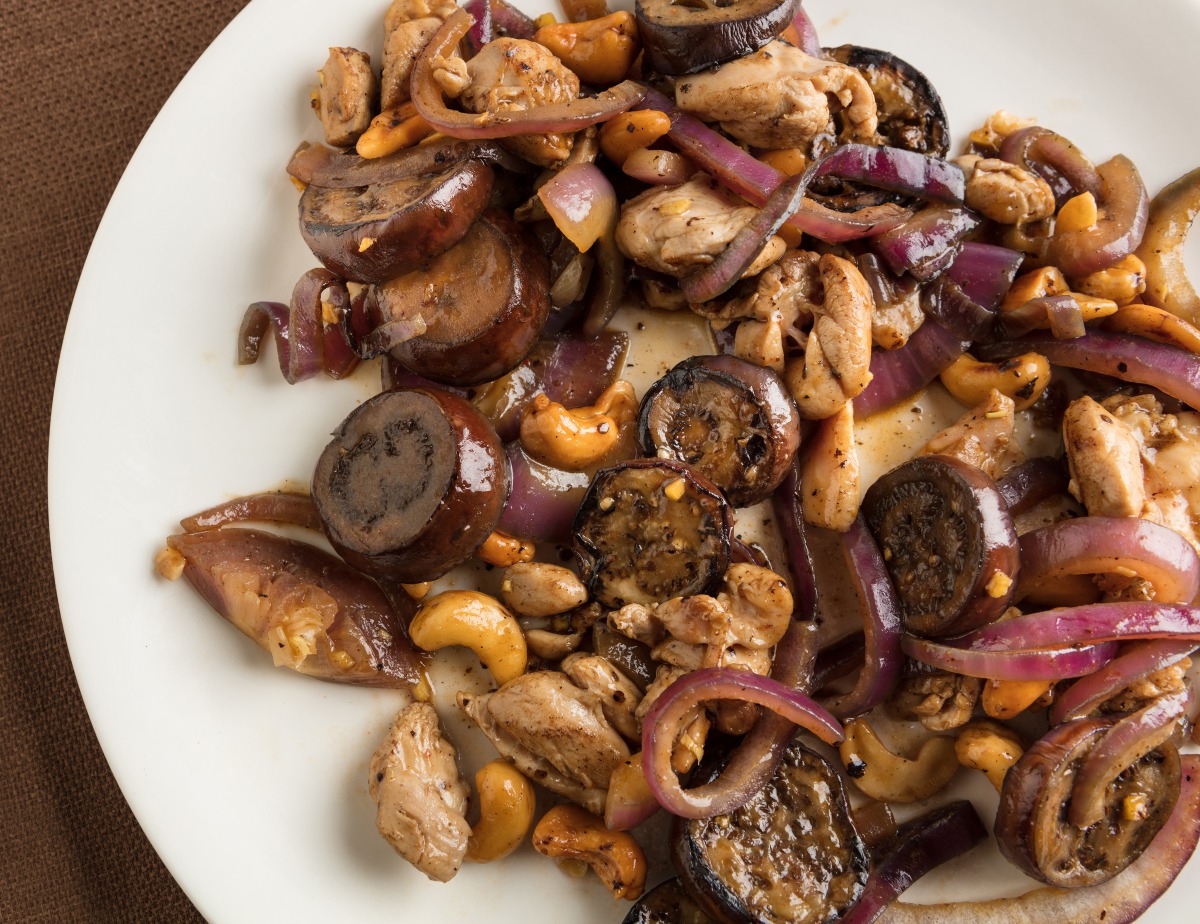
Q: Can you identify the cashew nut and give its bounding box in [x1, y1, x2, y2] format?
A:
[962, 156, 1056, 225]
[532, 803, 648, 900]
[1002, 264, 1118, 326]
[800, 401, 860, 532]
[501, 562, 588, 617]
[599, 108, 671, 167]
[967, 109, 1036, 153]
[519, 380, 637, 472]
[355, 104, 434, 158]
[533, 11, 640, 87]
[1057, 191, 1099, 233]
[981, 677, 1052, 720]
[409, 591, 527, 685]
[839, 718, 959, 804]
[604, 754, 658, 831]
[1074, 253, 1147, 306]
[784, 253, 875, 420]
[939, 352, 1051, 412]
[466, 760, 536, 863]
[476, 529, 536, 568]
[1103, 301, 1200, 354]
[954, 720, 1025, 792]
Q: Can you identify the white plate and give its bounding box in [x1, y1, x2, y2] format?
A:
[49, 1, 1200, 921]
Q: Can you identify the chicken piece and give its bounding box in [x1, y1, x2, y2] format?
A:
[317, 47, 378, 147]
[919, 389, 1024, 481]
[718, 249, 819, 340]
[368, 702, 471, 882]
[636, 665, 711, 772]
[381, 0, 458, 109]
[871, 288, 925, 350]
[1101, 659, 1191, 714]
[457, 690, 609, 815]
[616, 177, 786, 279]
[675, 41, 877, 151]
[481, 671, 631, 790]
[608, 602, 665, 647]
[1063, 395, 1146, 519]
[801, 401, 860, 531]
[958, 155, 1056, 226]
[888, 671, 984, 732]
[561, 653, 644, 742]
[454, 38, 581, 167]
[783, 253, 875, 419]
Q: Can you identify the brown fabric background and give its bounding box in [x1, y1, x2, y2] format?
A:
[1, 1, 250, 920]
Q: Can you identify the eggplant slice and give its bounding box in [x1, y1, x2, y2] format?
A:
[639, 355, 800, 507]
[573, 459, 733, 608]
[375, 208, 552, 387]
[861, 455, 1018, 638]
[636, 0, 803, 76]
[312, 387, 510, 583]
[624, 878, 715, 924]
[672, 742, 869, 924]
[299, 158, 494, 284]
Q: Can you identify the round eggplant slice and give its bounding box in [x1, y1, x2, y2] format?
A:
[624, 878, 714, 924]
[299, 158, 494, 284]
[636, 0, 803, 76]
[573, 459, 733, 608]
[996, 717, 1181, 889]
[639, 355, 801, 507]
[861, 455, 1018, 638]
[809, 45, 949, 212]
[672, 742, 869, 924]
[311, 388, 510, 583]
[375, 209, 551, 387]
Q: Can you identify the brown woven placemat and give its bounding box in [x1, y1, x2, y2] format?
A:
[0, 1, 249, 920]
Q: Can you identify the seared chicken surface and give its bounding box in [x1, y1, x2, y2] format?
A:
[381, 0, 458, 109]
[318, 47, 377, 147]
[920, 390, 1024, 481]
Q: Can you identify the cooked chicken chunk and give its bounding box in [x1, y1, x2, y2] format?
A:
[616, 177, 785, 279]
[801, 402, 860, 531]
[1064, 393, 1200, 554]
[675, 40, 877, 151]
[561, 653, 643, 742]
[920, 389, 1024, 481]
[446, 38, 580, 167]
[871, 288, 925, 350]
[958, 155, 1056, 226]
[888, 670, 984, 732]
[368, 702, 470, 882]
[317, 47, 378, 147]
[381, 0, 457, 110]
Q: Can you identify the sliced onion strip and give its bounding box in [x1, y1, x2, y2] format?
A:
[902, 636, 1118, 681]
[179, 492, 322, 533]
[1050, 640, 1198, 725]
[853, 319, 967, 418]
[537, 162, 618, 253]
[958, 603, 1200, 652]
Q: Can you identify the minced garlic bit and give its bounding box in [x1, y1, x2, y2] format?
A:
[985, 570, 1014, 598]
[330, 649, 355, 670]
[321, 299, 340, 325]
[154, 547, 186, 581]
[1113, 565, 1140, 579]
[358, 236, 376, 252]
[663, 477, 687, 501]
[1123, 792, 1150, 821]
[984, 410, 1007, 419]
[658, 198, 691, 216]
[599, 496, 616, 511]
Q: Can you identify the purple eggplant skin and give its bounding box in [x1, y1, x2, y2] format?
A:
[639, 354, 801, 507]
[166, 527, 420, 689]
[312, 388, 511, 584]
[995, 717, 1181, 889]
[299, 159, 495, 285]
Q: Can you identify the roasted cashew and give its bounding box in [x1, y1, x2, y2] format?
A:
[355, 104, 433, 158]
[784, 253, 874, 420]
[401, 581, 432, 601]
[1002, 264, 1118, 326]
[534, 11, 640, 87]
[840, 718, 959, 804]
[939, 352, 1051, 413]
[1103, 301, 1200, 353]
[409, 591, 527, 685]
[519, 380, 637, 472]
[800, 401, 859, 532]
[981, 678, 1052, 720]
[954, 720, 1025, 792]
[1057, 191, 1099, 233]
[967, 109, 1036, 152]
[1074, 253, 1147, 306]
[599, 109, 671, 166]
[532, 804, 648, 900]
[477, 529, 535, 568]
[501, 562, 588, 618]
[466, 760, 536, 863]
[604, 754, 658, 831]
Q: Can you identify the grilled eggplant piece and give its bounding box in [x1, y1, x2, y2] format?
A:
[636, 0, 802, 76]
[374, 209, 551, 386]
[164, 527, 420, 688]
[299, 158, 494, 284]
[672, 742, 869, 924]
[639, 355, 800, 507]
[624, 878, 714, 924]
[312, 388, 509, 583]
[574, 459, 733, 608]
[996, 717, 1181, 888]
[861, 455, 1018, 638]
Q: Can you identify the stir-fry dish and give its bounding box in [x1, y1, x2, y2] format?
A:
[153, 0, 1200, 920]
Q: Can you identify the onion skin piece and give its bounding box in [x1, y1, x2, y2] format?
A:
[996, 457, 1068, 516]
[956, 602, 1200, 652]
[412, 12, 646, 139]
[641, 666, 843, 818]
[840, 801, 988, 924]
[853, 320, 967, 418]
[876, 754, 1200, 924]
[165, 527, 420, 689]
[179, 491, 322, 533]
[902, 636, 1118, 681]
[537, 162, 618, 253]
[496, 443, 590, 544]
[979, 329, 1200, 410]
[1137, 166, 1200, 325]
[1017, 516, 1200, 607]
[1050, 639, 1197, 725]
[1047, 155, 1149, 278]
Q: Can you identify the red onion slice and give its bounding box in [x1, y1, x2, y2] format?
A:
[945, 241, 1025, 310]
[1017, 516, 1200, 606]
[822, 517, 904, 719]
[582, 230, 627, 335]
[488, 0, 537, 39]
[853, 319, 967, 418]
[877, 756, 1200, 924]
[412, 12, 645, 139]
[997, 293, 1086, 340]
[538, 163, 618, 253]
[238, 270, 352, 384]
[902, 636, 1118, 681]
[772, 463, 818, 623]
[1047, 155, 1149, 278]
[496, 443, 590, 543]
[789, 3, 823, 57]
[811, 144, 964, 204]
[999, 126, 1102, 204]
[872, 202, 981, 281]
[180, 492, 322, 533]
[1050, 640, 1198, 725]
[957, 602, 1200, 652]
[641, 666, 843, 818]
[979, 329, 1200, 410]
[1068, 688, 1190, 828]
[996, 457, 1068, 515]
[463, 0, 492, 56]
[841, 801, 988, 924]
